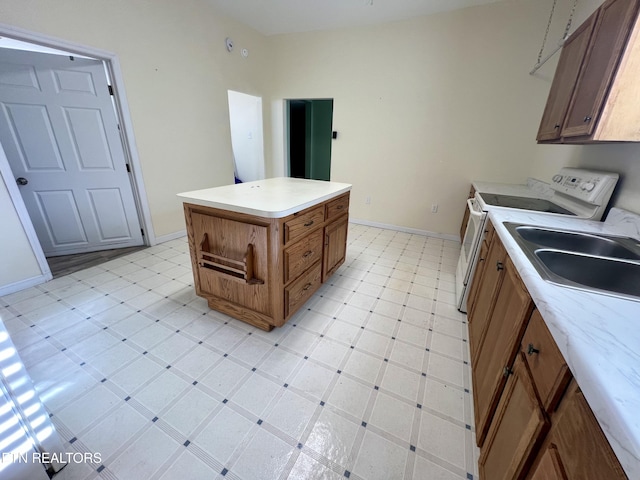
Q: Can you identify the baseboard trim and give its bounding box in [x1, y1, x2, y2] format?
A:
[349, 218, 459, 242]
[154, 229, 187, 244]
[0, 273, 52, 297]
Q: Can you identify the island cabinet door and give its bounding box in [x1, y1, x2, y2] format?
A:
[323, 215, 348, 282]
[190, 212, 272, 316]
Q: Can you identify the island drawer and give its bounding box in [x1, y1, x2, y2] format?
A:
[283, 228, 323, 284]
[283, 205, 324, 244]
[325, 193, 350, 220]
[284, 262, 321, 318]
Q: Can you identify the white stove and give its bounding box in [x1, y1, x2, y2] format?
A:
[456, 168, 619, 313]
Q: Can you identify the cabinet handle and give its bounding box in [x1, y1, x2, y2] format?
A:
[478, 257, 485, 263]
[302, 250, 313, 258]
[554, 124, 560, 129]
[337, 205, 344, 210]
[527, 343, 540, 356]
[496, 261, 504, 271]
[304, 220, 314, 227]
[503, 366, 512, 378]
[302, 282, 313, 291]
[583, 116, 592, 123]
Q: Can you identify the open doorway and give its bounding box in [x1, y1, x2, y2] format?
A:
[287, 99, 333, 181]
[227, 90, 265, 183]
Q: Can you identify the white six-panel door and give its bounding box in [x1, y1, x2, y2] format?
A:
[0, 48, 143, 256]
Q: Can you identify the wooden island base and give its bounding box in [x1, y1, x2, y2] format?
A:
[182, 191, 349, 331]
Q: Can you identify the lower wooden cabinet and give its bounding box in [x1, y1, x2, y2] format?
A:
[472, 256, 534, 446]
[527, 381, 627, 480]
[469, 224, 628, 479]
[468, 223, 508, 365]
[479, 353, 549, 480]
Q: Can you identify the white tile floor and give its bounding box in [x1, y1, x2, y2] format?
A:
[0, 223, 479, 480]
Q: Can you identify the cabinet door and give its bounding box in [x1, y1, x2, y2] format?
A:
[530, 445, 568, 480]
[521, 310, 571, 413]
[190, 212, 272, 315]
[472, 258, 534, 447]
[322, 216, 348, 281]
[537, 383, 627, 480]
[537, 12, 598, 142]
[562, 0, 640, 138]
[479, 353, 549, 480]
[468, 232, 507, 364]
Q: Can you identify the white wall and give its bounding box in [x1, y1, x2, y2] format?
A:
[0, 0, 275, 293]
[0, 0, 273, 238]
[228, 90, 265, 182]
[268, 0, 566, 235]
[528, 0, 640, 216]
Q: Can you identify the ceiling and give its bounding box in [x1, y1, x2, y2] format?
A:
[206, 0, 505, 36]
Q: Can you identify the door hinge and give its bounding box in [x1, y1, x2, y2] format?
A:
[126, 164, 131, 173]
[141, 228, 145, 236]
[108, 85, 114, 95]
[69, 56, 75, 61]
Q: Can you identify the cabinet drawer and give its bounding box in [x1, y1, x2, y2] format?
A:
[284, 263, 321, 318]
[522, 309, 571, 413]
[325, 193, 349, 219]
[284, 206, 324, 244]
[284, 228, 323, 284]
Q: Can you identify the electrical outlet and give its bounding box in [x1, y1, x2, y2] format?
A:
[431, 204, 438, 213]
[365, 196, 371, 205]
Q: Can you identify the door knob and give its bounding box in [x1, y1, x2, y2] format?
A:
[16, 177, 28, 186]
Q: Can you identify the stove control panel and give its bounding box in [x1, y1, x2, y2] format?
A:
[550, 168, 619, 205]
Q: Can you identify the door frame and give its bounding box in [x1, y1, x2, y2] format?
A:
[0, 22, 154, 280]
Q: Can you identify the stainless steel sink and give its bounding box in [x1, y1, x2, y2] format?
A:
[535, 250, 640, 298]
[505, 222, 640, 301]
[515, 225, 640, 260]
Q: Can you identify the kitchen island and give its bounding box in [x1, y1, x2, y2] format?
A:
[177, 178, 352, 331]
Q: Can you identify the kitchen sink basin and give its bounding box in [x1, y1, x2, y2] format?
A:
[505, 222, 640, 301]
[535, 250, 640, 298]
[514, 225, 640, 260]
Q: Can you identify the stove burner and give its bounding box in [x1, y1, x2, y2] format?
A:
[480, 193, 576, 215]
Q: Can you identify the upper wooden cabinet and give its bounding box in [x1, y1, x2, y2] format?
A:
[537, 0, 640, 143]
[537, 12, 598, 142]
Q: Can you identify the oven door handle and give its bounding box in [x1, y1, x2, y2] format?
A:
[467, 198, 483, 218]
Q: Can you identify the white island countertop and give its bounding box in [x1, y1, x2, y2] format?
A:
[486, 207, 640, 478]
[177, 177, 352, 218]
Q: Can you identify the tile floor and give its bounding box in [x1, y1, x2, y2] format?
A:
[0, 223, 479, 480]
